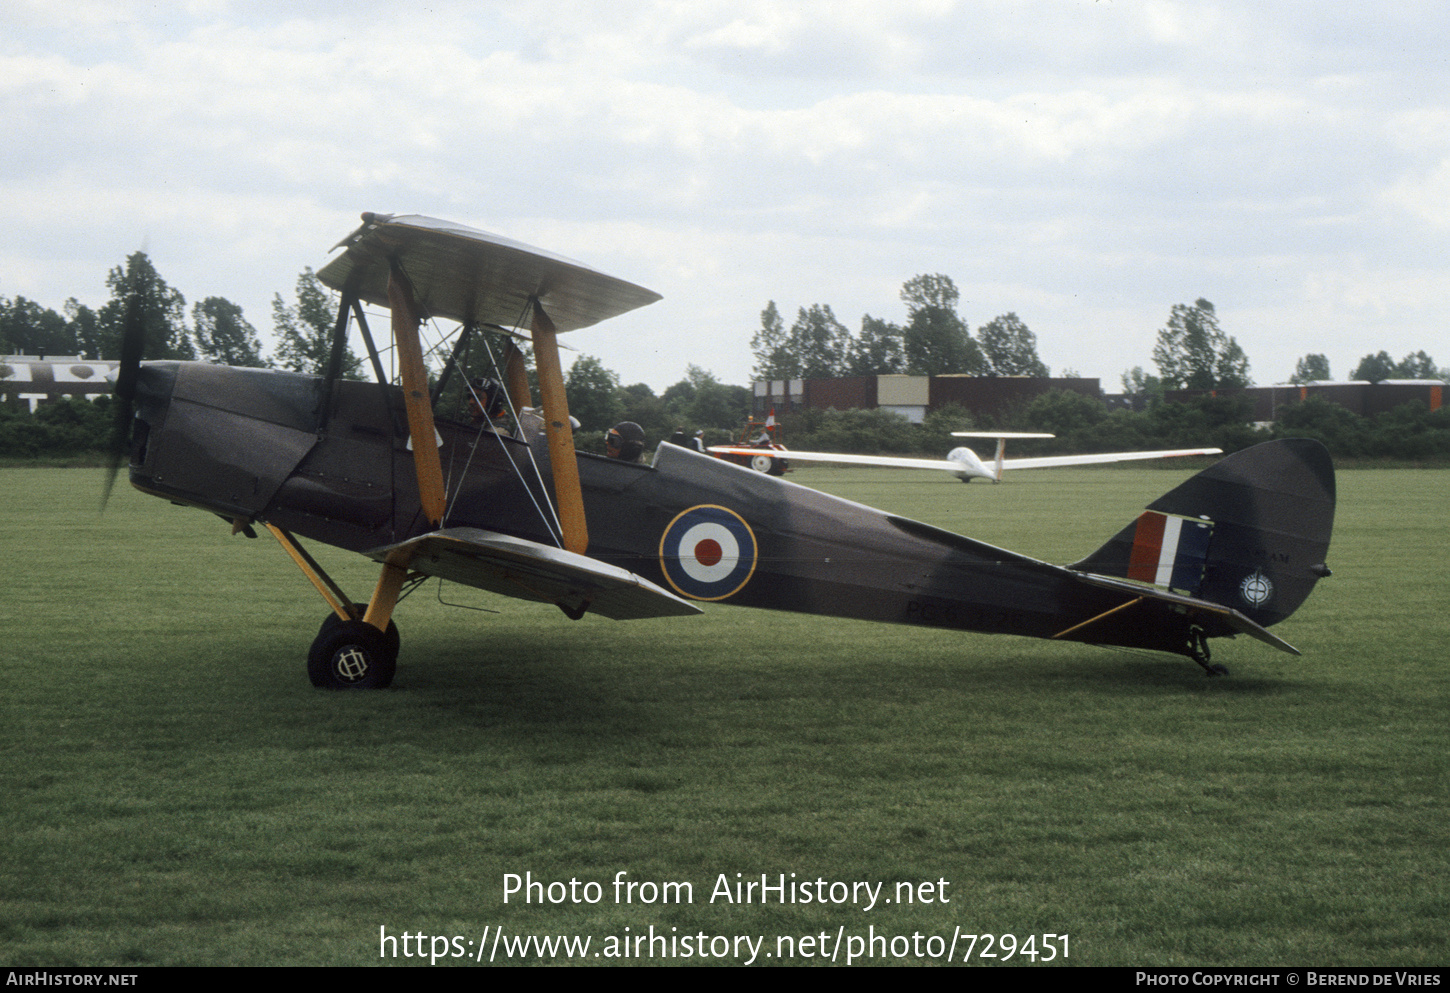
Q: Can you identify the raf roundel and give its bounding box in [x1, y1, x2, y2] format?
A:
[659, 505, 758, 601]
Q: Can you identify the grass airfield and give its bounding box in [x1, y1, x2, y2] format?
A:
[1, 463, 1446, 967]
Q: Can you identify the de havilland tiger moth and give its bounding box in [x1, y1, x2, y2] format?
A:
[107, 212, 1335, 688]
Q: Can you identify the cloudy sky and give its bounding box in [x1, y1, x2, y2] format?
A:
[3, 1, 1447, 392]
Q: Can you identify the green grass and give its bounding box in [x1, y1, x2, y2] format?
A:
[1, 464, 1445, 966]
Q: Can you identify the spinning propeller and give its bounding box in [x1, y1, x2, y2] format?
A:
[100, 279, 147, 509]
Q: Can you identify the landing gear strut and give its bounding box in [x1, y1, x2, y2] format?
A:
[317, 603, 401, 656]
[266, 524, 413, 689]
[1188, 626, 1229, 677]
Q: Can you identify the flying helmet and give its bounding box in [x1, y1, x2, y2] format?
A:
[606, 421, 646, 461]
[469, 377, 507, 419]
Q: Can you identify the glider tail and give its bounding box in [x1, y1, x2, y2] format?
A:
[1069, 439, 1335, 629]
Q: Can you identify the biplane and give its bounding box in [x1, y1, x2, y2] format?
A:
[109, 213, 1335, 688]
[708, 432, 1223, 483]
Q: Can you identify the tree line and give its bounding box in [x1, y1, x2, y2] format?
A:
[751, 274, 1053, 380]
[757, 285, 1262, 392]
[0, 349, 755, 459]
[0, 248, 755, 458]
[0, 252, 356, 375]
[775, 391, 1450, 464]
[561, 358, 752, 453]
[5, 252, 1447, 462]
[754, 281, 1448, 395]
[1288, 350, 1445, 385]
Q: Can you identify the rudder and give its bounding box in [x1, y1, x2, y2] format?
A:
[1070, 439, 1335, 629]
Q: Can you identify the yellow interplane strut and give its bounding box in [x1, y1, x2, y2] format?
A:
[502, 338, 532, 413]
[530, 299, 588, 554]
[386, 259, 447, 527]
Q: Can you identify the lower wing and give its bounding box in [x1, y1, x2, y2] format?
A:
[366, 528, 701, 620]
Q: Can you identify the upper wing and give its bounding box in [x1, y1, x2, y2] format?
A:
[366, 527, 701, 621]
[1001, 448, 1222, 471]
[318, 213, 662, 332]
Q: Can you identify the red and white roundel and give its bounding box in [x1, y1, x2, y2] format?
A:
[658, 505, 758, 601]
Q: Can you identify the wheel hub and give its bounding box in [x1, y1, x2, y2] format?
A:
[333, 645, 370, 682]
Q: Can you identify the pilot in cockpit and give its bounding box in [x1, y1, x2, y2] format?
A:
[467, 377, 508, 430]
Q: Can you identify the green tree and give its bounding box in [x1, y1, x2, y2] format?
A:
[564, 354, 623, 432]
[617, 382, 673, 442]
[1395, 350, 1440, 379]
[1151, 298, 1251, 389]
[97, 252, 194, 361]
[920, 402, 977, 452]
[1350, 351, 1397, 383]
[1013, 389, 1106, 439]
[1120, 366, 1165, 408]
[64, 300, 101, 359]
[750, 301, 795, 380]
[976, 312, 1048, 377]
[663, 365, 749, 430]
[0, 296, 77, 356]
[1290, 353, 1331, 384]
[781, 407, 918, 455]
[786, 304, 850, 379]
[193, 297, 268, 367]
[899, 274, 984, 375]
[844, 314, 905, 376]
[1353, 349, 1445, 382]
[272, 267, 360, 377]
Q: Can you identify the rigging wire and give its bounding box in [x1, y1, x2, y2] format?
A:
[401, 287, 565, 548]
[468, 312, 568, 546]
[351, 264, 567, 550]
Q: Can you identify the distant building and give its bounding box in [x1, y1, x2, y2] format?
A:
[1, 355, 118, 412]
[753, 374, 1445, 426]
[753, 374, 1100, 423]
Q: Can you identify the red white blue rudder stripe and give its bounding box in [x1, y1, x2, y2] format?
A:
[658, 505, 758, 601]
[1126, 511, 1214, 594]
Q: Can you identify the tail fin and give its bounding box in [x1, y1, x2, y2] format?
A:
[1070, 439, 1335, 629]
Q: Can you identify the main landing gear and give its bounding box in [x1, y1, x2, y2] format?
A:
[264, 524, 414, 690]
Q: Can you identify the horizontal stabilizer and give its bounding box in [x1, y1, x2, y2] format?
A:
[366, 528, 701, 621]
[1068, 571, 1300, 655]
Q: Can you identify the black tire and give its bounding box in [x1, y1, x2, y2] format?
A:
[317, 604, 400, 657]
[308, 620, 397, 689]
[767, 457, 788, 476]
